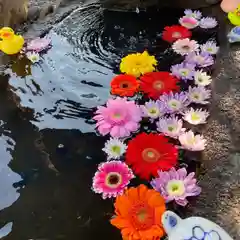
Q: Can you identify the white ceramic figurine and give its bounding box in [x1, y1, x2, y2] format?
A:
[161, 211, 233, 240]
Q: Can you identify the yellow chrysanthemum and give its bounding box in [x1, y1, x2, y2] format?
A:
[120, 51, 157, 78]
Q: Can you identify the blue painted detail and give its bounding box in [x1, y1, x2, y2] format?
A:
[169, 215, 178, 228]
[184, 226, 222, 240]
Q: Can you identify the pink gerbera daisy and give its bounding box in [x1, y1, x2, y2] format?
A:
[93, 97, 142, 138]
[92, 161, 134, 199]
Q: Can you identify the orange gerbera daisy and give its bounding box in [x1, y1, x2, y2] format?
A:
[111, 184, 166, 240]
[111, 75, 139, 97]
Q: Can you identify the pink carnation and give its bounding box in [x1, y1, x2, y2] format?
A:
[26, 37, 51, 53]
[93, 97, 142, 138]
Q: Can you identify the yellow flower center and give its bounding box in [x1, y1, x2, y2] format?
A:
[168, 125, 175, 132]
[167, 180, 185, 196]
[111, 145, 121, 154]
[142, 148, 160, 162]
[191, 112, 201, 121]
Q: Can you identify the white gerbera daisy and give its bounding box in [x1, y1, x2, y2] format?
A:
[102, 138, 127, 160]
[172, 38, 199, 56]
[179, 130, 206, 151]
[183, 108, 209, 125]
[26, 51, 40, 63]
[200, 41, 219, 55]
[194, 70, 212, 86]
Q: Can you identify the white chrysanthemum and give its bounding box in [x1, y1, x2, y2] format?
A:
[200, 41, 219, 55]
[188, 86, 211, 104]
[194, 70, 212, 86]
[183, 108, 209, 125]
[102, 138, 127, 160]
[179, 130, 206, 151]
[26, 52, 40, 63]
[172, 38, 199, 56]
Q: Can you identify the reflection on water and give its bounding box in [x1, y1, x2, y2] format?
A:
[3, 5, 191, 131]
[0, 4, 217, 239]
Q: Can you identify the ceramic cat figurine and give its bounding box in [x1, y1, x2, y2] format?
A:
[162, 211, 233, 240]
[221, 0, 240, 12]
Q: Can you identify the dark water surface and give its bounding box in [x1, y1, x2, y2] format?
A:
[0, 5, 217, 239]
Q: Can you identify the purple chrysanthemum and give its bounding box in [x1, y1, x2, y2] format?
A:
[184, 9, 202, 20]
[171, 62, 196, 82]
[159, 91, 190, 114]
[200, 41, 219, 55]
[156, 116, 185, 138]
[188, 86, 211, 104]
[199, 17, 218, 29]
[185, 51, 214, 68]
[151, 167, 201, 206]
[141, 100, 165, 120]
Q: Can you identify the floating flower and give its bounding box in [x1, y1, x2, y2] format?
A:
[126, 133, 178, 180]
[92, 161, 134, 199]
[111, 184, 166, 240]
[141, 100, 165, 120]
[26, 52, 40, 63]
[194, 70, 212, 86]
[183, 108, 209, 125]
[162, 25, 192, 43]
[93, 97, 142, 138]
[102, 138, 127, 160]
[171, 62, 195, 81]
[184, 9, 202, 19]
[151, 167, 201, 206]
[26, 37, 51, 53]
[156, 116, 185, 138]
[159, 91, 190, 114]
[179, 16, 199, 29]
[140, 72, 180, 99]
[185, 51, 214, 68]
[110, 74, 139, 97]
[172, 38, 199, 56]
[188, 86, 211, 104]
[200, 41, 219, 55]
[120, 51, 157, 78]
[199, 17, 218, 29]
[179, 130, 206, 151]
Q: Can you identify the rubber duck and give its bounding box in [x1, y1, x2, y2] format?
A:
[228, 5, 240, 26]
[0, 27, 24, 55]
[221, 0, 240, 13]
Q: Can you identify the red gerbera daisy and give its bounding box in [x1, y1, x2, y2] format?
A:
[110, 74, 139, 97]
[125, 133, 178, 180]
[140, 72, 180, 100]
[162, 25, 192, 43]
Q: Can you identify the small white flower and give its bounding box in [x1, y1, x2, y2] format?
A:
[199, 17, 218, 29]
[179, 130, 206, 151]
[188, 86, 211, 104]
[172, 38, 199, 56]
[156, 116, 185, 139]
[184, 9, 202, 19]
[194, 70, 212, 86]
[183, 108, 209, 125]
[102, 138, 127, 160]
[26, 51, 40, 63]
[200, 41, 219, 55]
[179, 16, 199, 29]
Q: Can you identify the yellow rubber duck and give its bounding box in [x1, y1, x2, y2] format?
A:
[228, 6, 240, 26]
[0, 27, 24, 55]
